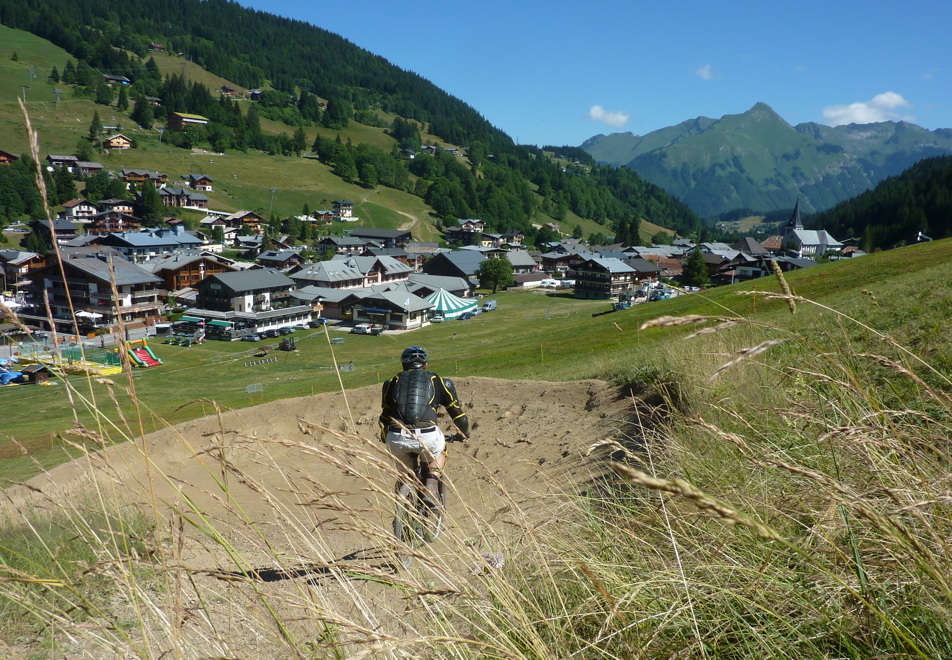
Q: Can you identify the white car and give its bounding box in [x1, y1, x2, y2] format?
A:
[430, 314, 445, 323]
[350, 323, 372, 334]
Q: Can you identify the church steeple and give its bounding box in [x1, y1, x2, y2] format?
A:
[786, 199, 803, 230]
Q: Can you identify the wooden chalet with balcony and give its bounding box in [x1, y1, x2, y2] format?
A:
[103, 134, 133, 150]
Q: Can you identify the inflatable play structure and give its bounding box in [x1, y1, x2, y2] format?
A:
[128, 342, 163, 367]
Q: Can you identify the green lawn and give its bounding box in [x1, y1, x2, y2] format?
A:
[3, 237, 951, 482]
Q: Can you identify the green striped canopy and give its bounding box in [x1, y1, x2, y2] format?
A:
[424, 288, 478, 319]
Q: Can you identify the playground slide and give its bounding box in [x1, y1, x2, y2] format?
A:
[129, 347, 162, 367]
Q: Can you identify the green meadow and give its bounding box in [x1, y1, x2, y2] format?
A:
[3, 237, 950, 483]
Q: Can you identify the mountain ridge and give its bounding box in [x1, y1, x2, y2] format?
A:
[581, 103, 952, 217]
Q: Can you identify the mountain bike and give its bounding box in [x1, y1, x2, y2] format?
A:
[392, 432, 465, 568]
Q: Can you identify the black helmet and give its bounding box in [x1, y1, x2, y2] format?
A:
[400, 346, 428, 369]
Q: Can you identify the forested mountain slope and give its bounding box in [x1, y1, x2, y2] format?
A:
[0, 0, 702, 240]
[807, 155, 952, 250]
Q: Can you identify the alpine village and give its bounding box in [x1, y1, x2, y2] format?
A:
[1, 1, 952, 658]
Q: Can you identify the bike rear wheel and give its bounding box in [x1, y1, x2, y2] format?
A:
[392, 479, 446, 567]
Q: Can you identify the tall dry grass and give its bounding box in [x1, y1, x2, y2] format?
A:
[3, 105, 952, 658]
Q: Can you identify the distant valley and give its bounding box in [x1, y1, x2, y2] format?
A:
[581, 103, 952, 218]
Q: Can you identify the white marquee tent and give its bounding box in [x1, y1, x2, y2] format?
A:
[424, 288, 477, 319]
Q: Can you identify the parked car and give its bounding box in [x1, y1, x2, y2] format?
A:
[430, 314, 445, 323]
[294, 324, 309, 330]
[242, 334, 261, 342]
[458, 312, 475, 320]
[482, 299, 497, 312]
[263, 329, 279, 338]
[471, 307, 483, 315]
[351, 323, 372, 334]
[308, 318, 330, 327]
[278, 327, 294, 335]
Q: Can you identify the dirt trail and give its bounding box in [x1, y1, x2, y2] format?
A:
[3, 377, 633, 657]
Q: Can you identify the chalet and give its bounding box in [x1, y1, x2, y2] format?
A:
[98, 198, 135, 215]
[539, 247, 595, 274]
[61, 199, 99, 220]
[504, 249, 538, 274]
[31, 218, 78, 247]
[234, 234, 264, 256]
[480, 233, 503, 248]
[187, 174, 214, 191]
[28, 255, 164, 331]
[312, 209, 334, 224]
[192, 269, 311, 339]
[0, 149, 18, 165]
[317, 235, 375, 256]
[167, 112, 209, 132]
[103, 74, 130, 85]
[290, 255, 413, 290]
[103, 134, 133, 150]
[46, 154, 78, 170]
[222, 210, 263, 233]
[352, 286, 433, 331]
[257, 249, 305, 270]
[249, 89, 263, 100]
[421, 250, 486, 281]
[148, 42, 165, 52]
[84, 211, 141, 236]
[120, 168, 166, 186]
[333, 199, 355, 221]
[140, 253, 237, 291]
[574, 257, 637, 300]
[622, 257, 663, 284]
[457, 218, 485, 233]
[347, 227, 412, 248]
[158, 186, 208, 209]
[220, 85, 236, 97]
[732, 236, 770, 256]
[75, 161, 104, 175]
[0, 250, 44, 298]
[502, 229, 525, 246]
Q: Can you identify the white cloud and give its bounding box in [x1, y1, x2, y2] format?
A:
[695, 63, 714, 80]
[822, 92, 915, 126]
[587, 105, 630, 129]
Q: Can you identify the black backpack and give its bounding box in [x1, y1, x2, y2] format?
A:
[392, 369, 435, 426]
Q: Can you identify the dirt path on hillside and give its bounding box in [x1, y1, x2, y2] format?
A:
[2, 377, 636, 658]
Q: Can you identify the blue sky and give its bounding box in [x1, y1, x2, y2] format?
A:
[236, 0, 950, 147]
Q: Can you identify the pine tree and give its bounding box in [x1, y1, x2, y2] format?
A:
[10, 52, 17, 61]
[130, 92, 154, 129]
[680, 247, 708, 287]
[88, 111, 102, 143]
[49, 66, 60, 83]
[292, 126, 307, 156]
[116, 85, 128, 111]
[62, 60, 76, 84]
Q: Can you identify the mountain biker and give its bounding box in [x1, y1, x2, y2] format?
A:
[380, 346, 469, 508]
